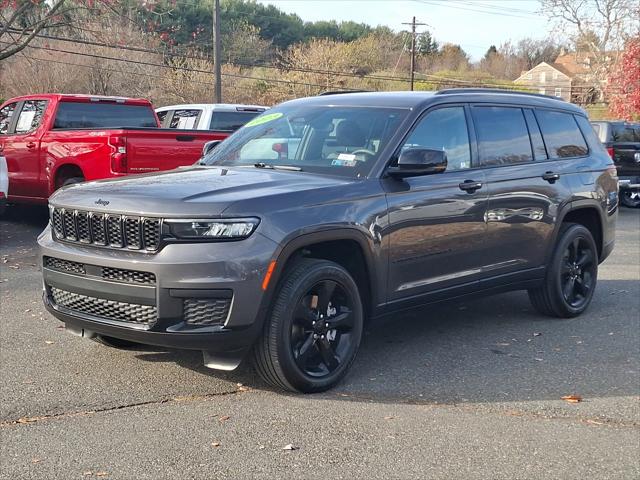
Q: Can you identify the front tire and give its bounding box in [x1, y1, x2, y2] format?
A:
[528, 223, 598, 318]
[253, 258, 364, 393]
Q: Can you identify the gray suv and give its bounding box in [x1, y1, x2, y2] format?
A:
[39, 89, 618, 393]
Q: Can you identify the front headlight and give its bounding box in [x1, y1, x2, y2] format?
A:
[165, 218, 260, 240]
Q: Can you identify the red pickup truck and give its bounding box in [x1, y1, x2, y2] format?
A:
[0, 94, 229, 204]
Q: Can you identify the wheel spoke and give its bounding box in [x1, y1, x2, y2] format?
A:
[570, 238, 580, 262]
[294, 333, 316, 369]
[563, 277, 576, 302]
[575, 277, 588, 296]
[316, 280, 337, 316]
[317, 337, 340, 371]
[327, 307, 354, 331]
[576, 250, 593, 268]
[561, 261, 572, 275]
[294, 300, 317, 327]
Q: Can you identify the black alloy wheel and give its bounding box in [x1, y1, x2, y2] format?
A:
[528, 223, 598, 318]
[559, 236, 596, 309]
[620, 189, 640, 208]
[254, 258, 364, 393]
[290, 279, 356, 377]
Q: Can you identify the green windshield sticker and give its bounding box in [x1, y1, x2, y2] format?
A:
[244, 112, 283, 127]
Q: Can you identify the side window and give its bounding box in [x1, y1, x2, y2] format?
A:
[0, 103, 17, 135]
[575, 115, 604, 151]
[210, 111, 261, 132]
[169, 109, 200, 129]
[156, 110, 170, 127]
[535, 110, 588, 158]
[611, 124, 640, 142]
[523, 109, 548, 161]
[401, 107, 471, 171]
[472, 106, 533, 166]
[15, 100, 47, 134]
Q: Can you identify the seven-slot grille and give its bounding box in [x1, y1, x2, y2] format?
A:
[50, 286, 157, 325]
[50, 207, 161, 252]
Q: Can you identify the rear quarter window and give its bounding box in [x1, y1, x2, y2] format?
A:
[53, 102, 158, 129]
[535, 110, 588, 158]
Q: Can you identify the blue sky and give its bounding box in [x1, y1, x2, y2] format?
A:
[257, 0, 552, 60]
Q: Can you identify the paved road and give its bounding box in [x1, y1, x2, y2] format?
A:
[1, 206, 638, 479]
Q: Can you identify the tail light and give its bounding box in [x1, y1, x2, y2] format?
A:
[109, 135, 127, 173]
[606, 147, 615, 159]
[272, 142, 288, 161]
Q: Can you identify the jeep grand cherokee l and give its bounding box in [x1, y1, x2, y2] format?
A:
[39, 89, 617, 393]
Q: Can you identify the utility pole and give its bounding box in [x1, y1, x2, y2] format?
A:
[402, 16, 426, 91]
[212, 0, 222, 103]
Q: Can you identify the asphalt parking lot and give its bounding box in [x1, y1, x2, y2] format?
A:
[1, 206, 638, 479]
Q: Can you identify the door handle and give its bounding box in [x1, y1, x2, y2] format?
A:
[459, 180, 483, 193]
[176, 135, 196, 142]
[542, 171, 560, 183]
[26, 142, 36, 149]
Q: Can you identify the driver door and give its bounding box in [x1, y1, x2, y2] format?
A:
[382, 105, 489, 303]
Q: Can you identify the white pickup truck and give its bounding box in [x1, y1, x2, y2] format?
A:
[155, 103, 268, 132]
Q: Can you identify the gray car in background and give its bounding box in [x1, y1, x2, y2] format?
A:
[39, 90, 617, 392]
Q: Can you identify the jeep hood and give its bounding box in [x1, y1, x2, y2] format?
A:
[49, 166, 352, 217]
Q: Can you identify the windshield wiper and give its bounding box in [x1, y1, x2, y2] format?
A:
[254, 162, 302, 171]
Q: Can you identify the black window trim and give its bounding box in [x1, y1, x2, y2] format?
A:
[523, 107, 549, 161]
[383, 102, 477, 177]
[12, 99, 49, 136]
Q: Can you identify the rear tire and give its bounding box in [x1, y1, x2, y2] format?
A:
[528, 223, 598, 318]
[253, 258, 364, 393]
[92, 335, 141, 349]
[620, 189, 640, 208]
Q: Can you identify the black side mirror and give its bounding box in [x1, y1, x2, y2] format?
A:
[387, 148, 447, 178]
[202, 140, 222, 157]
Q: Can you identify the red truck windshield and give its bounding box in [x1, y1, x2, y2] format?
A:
[53, 102, 158, 129]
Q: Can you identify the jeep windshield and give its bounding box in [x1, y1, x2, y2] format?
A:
[201, 105, 408, 178]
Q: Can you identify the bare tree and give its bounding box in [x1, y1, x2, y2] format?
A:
[541, 0, 639, 99]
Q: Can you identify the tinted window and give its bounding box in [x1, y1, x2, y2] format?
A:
[169, 109, 200, 129]
[472, 106, 532, 166]
[611, 124, 640, 142]
[53, 102, 157, 129]
[210, 111, 261, 132]
[535, 110, 588, 158]
[402, 107, 471, 170]
[15, 100, 47, 134]
[0, 103, 17, 135]
[575, 116, 603, 150]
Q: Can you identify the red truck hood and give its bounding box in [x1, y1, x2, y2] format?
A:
[48, 166, 350, 217]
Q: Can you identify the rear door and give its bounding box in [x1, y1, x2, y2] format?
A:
[384, 105, 489, 302]
[2, 99, 49, 199]
[471, 105, 576, 280]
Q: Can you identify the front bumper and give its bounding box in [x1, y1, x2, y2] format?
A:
[619, 176, 640, 190]
[38, 225, 278, 354]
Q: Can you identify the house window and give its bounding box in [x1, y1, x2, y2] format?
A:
[553, 71, 559, 80]
[540, 72, 546, 83]
[554, 88, 562, 97]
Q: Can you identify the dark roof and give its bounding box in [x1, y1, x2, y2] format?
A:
[279, 89, 584, 115]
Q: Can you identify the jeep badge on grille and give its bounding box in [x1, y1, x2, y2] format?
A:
[95, 199, 110, 206]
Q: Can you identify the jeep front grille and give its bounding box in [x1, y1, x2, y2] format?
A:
[44, 256, 156, 285]
[49, 207, 161, 252]
[50, 286, 157, 325]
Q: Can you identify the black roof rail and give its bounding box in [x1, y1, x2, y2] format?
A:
[435, 88, 566, 102]
[318, 90, 370, 96]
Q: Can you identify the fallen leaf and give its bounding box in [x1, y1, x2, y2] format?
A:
[31, 458, 42, 464]
[212, 442, 221, 448]
[384, 416, 395, 420]
[82, 472, 93, 476]
[282, 444, 298, 451]
[45, 341, 54, 345]
[561, 395, 582, 403]
[218, 415, 230, 423]
[258, 445, 265, 450]
[534, 358, 544, 362]
[8, 265, 19, 269]
[585, 419, 604, 425]
[496, 342, 510, 346]
[96, 472, 108, 477]
[533, 332, 541, 337]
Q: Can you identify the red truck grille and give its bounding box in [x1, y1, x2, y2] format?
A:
[50, 207, 161, 252]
